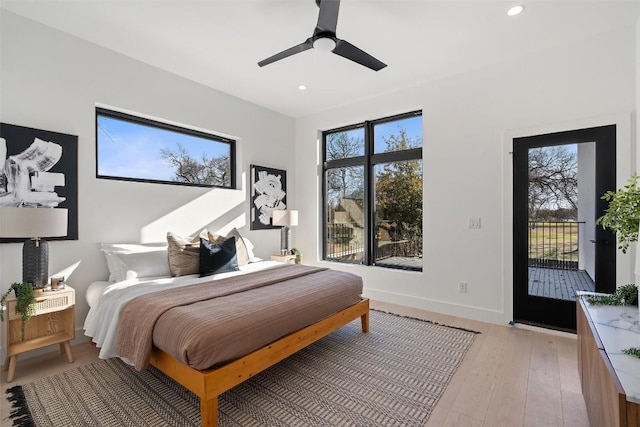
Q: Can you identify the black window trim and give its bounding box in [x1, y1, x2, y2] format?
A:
[322, 110, 423, 271]
[95, 107, 237, 189]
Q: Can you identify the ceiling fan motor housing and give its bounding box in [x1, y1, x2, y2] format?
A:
[258, 0, 387, 71]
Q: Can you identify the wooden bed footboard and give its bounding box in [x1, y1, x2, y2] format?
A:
[149, 298, 370, 427]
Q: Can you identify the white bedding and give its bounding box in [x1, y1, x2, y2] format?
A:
[86, 281, 113, 308]
[83, 260, 282, 360]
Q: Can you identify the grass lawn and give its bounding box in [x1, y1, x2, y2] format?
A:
[528, 221, 579, 261]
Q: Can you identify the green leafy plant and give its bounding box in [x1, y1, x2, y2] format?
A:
[622, 347, 640, 359]
[596, 174, 640, 253]
[290, 247, 302, 264]
[0, 282, 36, 340]
[585, 284, 638, 306]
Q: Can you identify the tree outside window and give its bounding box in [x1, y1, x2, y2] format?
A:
[323, 112, 423, 271]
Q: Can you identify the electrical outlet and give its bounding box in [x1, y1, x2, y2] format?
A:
[468, 218, 481, 229]
[458, 281, 468, 293]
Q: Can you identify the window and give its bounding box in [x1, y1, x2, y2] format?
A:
[322, 111, 423, 271]
[96, 108, 235, 188]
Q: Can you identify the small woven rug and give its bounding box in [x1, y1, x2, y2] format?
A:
[6, 310, 478, 427]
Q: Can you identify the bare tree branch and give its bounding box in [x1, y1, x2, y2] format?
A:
[161, 143, 230, 186]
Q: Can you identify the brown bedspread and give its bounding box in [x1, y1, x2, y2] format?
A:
[116, 264, 363, 371]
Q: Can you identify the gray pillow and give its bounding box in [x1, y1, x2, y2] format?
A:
[167, 231, 201, 276]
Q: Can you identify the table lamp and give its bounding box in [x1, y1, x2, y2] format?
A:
[0, 207, 68, 288]
[272, 210, 298, 255]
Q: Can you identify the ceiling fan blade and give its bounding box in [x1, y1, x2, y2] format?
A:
[258, 39, 313, 67]
[333, 39, 387, 71]
[316, 0, 340, 34]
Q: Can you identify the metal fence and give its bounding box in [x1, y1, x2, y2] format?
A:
[326, 221, 422, 263]
[528, 221, 582, 270]
[326, 223, 362, 260]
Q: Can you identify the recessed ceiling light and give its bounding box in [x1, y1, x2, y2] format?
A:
[298, 85, 307, 91]
[507, 5, 525, 16]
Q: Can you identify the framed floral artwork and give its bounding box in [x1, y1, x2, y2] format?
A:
[250, 164, 286, 230]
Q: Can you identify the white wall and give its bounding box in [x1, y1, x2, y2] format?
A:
[0, 11, 295, 358]
[295, 26, 636, 325]
[577, 142, 595, 278]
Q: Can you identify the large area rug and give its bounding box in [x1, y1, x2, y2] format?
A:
[6, 310, 478, 427]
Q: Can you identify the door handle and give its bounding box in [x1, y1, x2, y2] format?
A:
[589, 239, 608, 245]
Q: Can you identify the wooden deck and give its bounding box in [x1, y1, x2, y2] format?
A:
[375, 256, 422, 270]
[528, 267, 595, 301]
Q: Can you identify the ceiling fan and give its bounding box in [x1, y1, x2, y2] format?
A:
[258, 0, 387, 72]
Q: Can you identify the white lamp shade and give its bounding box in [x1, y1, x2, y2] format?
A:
[272, 210, 298, 227]
[0, 207, 68, 238]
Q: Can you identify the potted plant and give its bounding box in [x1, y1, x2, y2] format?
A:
[585, 283, 638, 306]
[596, 173, 640, 358]
[596, 173, 640, 253]
[0, 282, 36, 340]
[291, 248, 302, 264]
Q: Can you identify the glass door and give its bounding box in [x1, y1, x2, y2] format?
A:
[513, 126, 616, 331]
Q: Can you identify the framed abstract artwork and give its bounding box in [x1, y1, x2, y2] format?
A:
[0, 123, 78, 242]
[250, 164, 287, 230]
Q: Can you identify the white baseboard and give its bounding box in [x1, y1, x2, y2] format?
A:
[365, 289, 580, 338]
[364, 288, 505, 325]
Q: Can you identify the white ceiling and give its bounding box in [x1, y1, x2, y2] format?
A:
[2, 0, 639, 118]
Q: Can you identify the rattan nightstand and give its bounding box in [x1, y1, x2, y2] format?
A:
[4, 286, 75, 382]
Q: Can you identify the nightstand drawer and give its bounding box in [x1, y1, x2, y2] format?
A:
[7, 289, 75, 320]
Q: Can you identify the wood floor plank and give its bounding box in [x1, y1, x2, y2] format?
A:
[555, 333, 579, 360]
[524, 333, 564, 427]
[561, 388, 590, 427]
[442, 409, 484, 427]
[449, 371, 496, 420]
[465, 330, 508, 379]
[559, 353, 582, 394]
[483, 328, 532, 426]
[424, 323, 486, 426]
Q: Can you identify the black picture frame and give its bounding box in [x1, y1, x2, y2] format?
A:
[0, 123, 78, 242]
[250, 164, 287, 230]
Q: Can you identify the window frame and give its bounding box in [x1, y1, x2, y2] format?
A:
[95, 107, 236, 189]
[322, 110, 423, 271]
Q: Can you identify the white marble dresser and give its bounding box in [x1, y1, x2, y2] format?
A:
[577, 292, 639, 427]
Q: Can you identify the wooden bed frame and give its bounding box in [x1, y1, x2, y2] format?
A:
[148, 297, 370, 427]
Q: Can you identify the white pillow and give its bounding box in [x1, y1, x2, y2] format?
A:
[242, 238, 258, 261]
[109, 249, 170, 281]
[101, 242, 167, 281]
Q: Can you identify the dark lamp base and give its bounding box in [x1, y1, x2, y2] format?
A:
[23, 238, 49, 289]
[280, 226, 291, 254]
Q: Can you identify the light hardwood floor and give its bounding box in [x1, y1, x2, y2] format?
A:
[1, 301, 589, 427]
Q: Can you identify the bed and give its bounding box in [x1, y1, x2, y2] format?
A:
[85, 258, 369, 427]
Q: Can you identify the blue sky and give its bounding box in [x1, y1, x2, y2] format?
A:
[374, 115, 422, 152]
[329, 114, 423, 157]
[97, 115, 229, 181]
